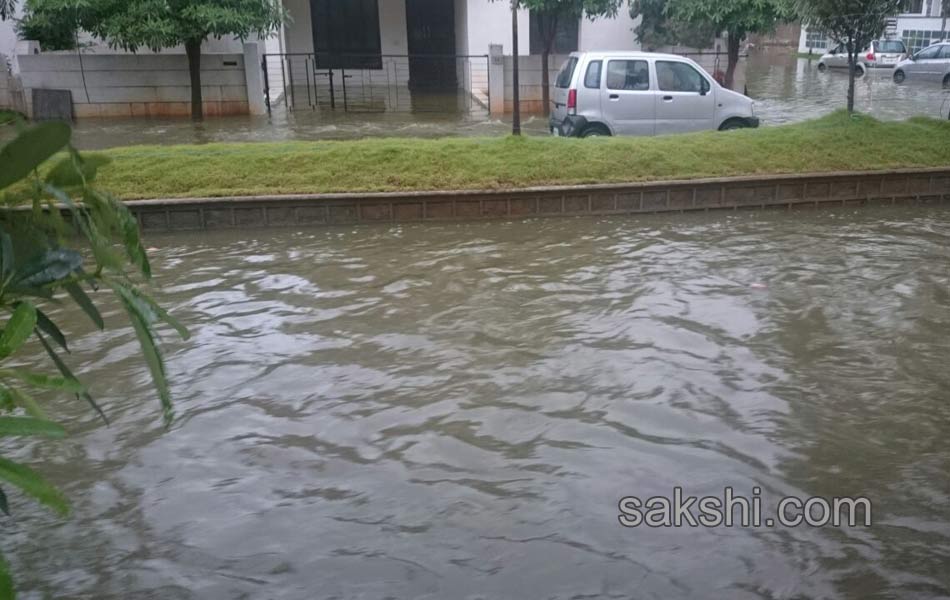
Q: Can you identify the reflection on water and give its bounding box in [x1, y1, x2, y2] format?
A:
[5, 206, 950, 599]
[57, 51, 950, 149]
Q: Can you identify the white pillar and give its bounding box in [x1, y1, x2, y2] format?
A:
[489, 44, 505, 115]
[243, 42, 267, 116]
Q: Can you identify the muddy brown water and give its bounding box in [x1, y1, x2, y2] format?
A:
[5, 205, 950, 599]
[33, 52, 947, 150]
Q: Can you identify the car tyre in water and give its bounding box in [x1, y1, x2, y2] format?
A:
[893, 69, 905, 84]
[581, 124, 610, 138]
[718, 119, 749, 131]
[817, 62, 827, 72]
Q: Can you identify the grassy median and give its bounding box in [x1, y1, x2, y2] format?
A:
[15, 111, 950, 200]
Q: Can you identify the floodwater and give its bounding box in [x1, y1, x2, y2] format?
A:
[57, 50, 950, 149]
[6, 205, 950, 599]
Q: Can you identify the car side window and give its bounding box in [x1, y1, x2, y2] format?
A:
[605, 60, 650, 91]
[656, 61, 706, 93]
[939, 45, 950, 59]
[918, 45, 941, 59]
[584, 61, 602, 89]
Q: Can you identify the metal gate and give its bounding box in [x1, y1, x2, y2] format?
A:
[262, 53, 490, 114]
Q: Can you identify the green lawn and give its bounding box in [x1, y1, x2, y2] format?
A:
[23, 111, 950, 200]
[0, 110, 21, 126]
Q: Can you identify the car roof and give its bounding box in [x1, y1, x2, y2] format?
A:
[569, 50, 695, 61]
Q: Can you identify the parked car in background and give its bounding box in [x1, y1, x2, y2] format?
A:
[548, 51, 758, 138]
[893, 42, 950, 87]
[817, 39, 908, 75]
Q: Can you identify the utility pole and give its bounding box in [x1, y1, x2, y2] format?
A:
[511, 1, 521, 135]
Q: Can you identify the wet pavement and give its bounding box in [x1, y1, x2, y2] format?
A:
[17, 50, 950, 149]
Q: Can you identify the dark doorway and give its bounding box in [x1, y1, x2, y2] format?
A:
[311, 0, 382, 69]
[405, 0, 457, 89]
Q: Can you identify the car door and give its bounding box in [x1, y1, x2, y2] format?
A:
[601, 58, 655, 136]
[907, 44, 942, 79]
[654, 60, 716, 134]
[938, 44, 950, 81]
[551, 56, 579, 124]
[828, 43, 848, 68]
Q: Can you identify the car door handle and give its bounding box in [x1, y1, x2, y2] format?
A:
[663, 95, 674, 101]
[609, 94, 619, 100]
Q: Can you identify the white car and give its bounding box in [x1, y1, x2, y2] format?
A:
[548, 51, 758, 137]
[893, 42, 950, 87]
[817, 39, 908, 75]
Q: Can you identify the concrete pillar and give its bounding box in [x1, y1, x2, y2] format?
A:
[489, 44, 505, 115]
[243, 42, 267, 116]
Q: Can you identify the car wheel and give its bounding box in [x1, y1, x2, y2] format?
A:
[817, 62, 827, 72]
[854, 65, 866, 78]
[581, 124, 610, 138]
[893, 69, 905, 84]
[719, 119, 749, 131]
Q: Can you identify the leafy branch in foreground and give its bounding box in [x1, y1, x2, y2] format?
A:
[0, 119, 189, 599]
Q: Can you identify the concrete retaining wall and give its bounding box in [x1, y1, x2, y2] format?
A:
[17, 43, 267, 118]
[124, 168, 950, 232]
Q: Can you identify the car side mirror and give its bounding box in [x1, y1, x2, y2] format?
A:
[700, 79, 710, 96]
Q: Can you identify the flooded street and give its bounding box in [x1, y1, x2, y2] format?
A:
[61, 51, 950, 149]
[6, 205, 950, 599]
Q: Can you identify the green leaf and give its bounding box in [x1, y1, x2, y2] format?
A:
[118, 293, 173, 426]
[0, 302, 36, 359]
[0, 455, 69, 517]
[92, 190, 151, 279]
[44, 153, 111, 187]
[0, 417, 66, 438]
[0, 121, 71, 191]
[0, 548, 13, 600]
[0, 487, 8, 516]
[0, 229, 12, 282]
[13, 249, 82, 288]
[7, 386, 47, 419]
[34, 309, 68, 352]
[112, 282, 189, 341]
[34, 331, 107, 424]
[0, 387, 13, 412]
[0, 369, 84, 393]
[65, 281, 104, 330]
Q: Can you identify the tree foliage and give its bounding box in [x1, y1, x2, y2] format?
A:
[505, 0, 626, 115]
[0, 119, 188, 597]
[629, 0, 717, 50]
[630, 0, 791, 88]
[797, 0, 902, 111]
[18, 0, 285, 119]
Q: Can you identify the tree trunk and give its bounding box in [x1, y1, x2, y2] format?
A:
[511, 3, 521, 135]
[540, 14, 559, 117]
[724, 31, 741, 90]
[185, 38, 204, 121]
[846, 43, 856, 113]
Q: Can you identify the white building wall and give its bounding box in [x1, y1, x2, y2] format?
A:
[578, 11, 641, 51]
[465, 1, 530, 56]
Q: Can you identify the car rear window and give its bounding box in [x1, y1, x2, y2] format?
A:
[876, 40, 905, 53]
[555, 57, 578, 88]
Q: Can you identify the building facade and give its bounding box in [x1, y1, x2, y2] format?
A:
[799, 2, 947, 54]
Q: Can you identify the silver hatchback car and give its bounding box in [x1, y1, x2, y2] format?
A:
[548, 51, 758, 137]
[818, 39, 908, 75]
[893, 42, 950, 87]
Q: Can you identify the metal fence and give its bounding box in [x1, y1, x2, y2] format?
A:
[262, 53, 490, 114]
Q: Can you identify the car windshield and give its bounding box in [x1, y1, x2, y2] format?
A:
[876, 40, 905, 53]
[555, 57, 578, 88]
